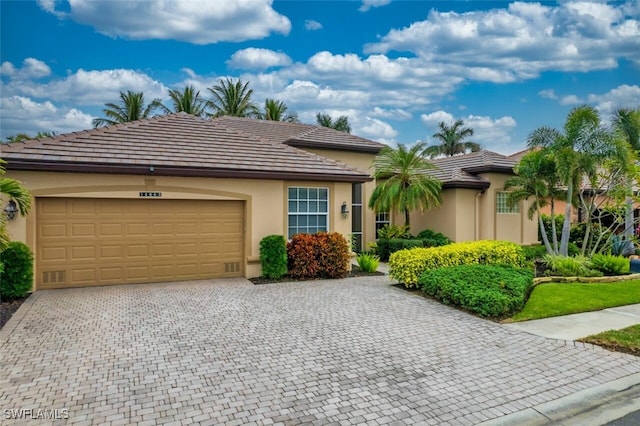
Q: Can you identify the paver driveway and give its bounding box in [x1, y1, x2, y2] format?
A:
[1, 276, 639, 425]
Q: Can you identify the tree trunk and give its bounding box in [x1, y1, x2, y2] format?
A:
[539, 215, 554, 255]
[550, 199, 559, 254]
[625, 195, 634, 239]
[560, 182, 573, 256]
[404, 209, 410, 230]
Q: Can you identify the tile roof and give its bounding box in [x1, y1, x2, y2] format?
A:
[213, 116, 385, 153]
[0, 113, 373, 182]
[431, 150, 517, 189]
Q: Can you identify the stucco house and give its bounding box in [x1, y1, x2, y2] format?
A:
[1, 113, 537, 290]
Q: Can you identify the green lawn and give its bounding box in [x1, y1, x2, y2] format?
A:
[579, 324, 640, 356]
[511, 279, 640, 321]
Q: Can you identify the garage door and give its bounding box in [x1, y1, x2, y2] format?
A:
[36, 198, 244, 289]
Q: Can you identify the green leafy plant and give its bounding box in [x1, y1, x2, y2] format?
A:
[376, 224, 411, 239]
[415, 229, 452, 247]
[259, 235, 288, 279]
[611, 235, 635, 257]
[357, 252, 380, 273]
[542, 254, 602, 277]
[0, 241, 33, 299]
[418, 264, 534, 318]
[590, 254, 630, 276]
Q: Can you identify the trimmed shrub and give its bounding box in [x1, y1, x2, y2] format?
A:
[522, 243, 580, 261]
[0, 241, 34, 299]
[260, 235, 288, 279]
[377, 238, 423, 261]
[418, 264, 534, 318]
[389, 240, 526, 288]
[415, 229, 452, 247]
[357, 252, 380, 273]
[590, 254, 630, 276]
[287, 232, 350, 279]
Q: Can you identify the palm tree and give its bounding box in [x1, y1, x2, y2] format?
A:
[316, 113, 351, 133]
[504, 149, 564, 254]
[257, 99, 299, 122]
[93, 91, 162, 127]
[4, 133, 31, 143]
[0, 160, 31, 251]
[612, 107, 640, 238]
[527, 105, 615, 256]
[160, 85, 207, 117]
[423, 119, 480, 158]
[368, 142, 442, 229]
[207, 78, 258, 118]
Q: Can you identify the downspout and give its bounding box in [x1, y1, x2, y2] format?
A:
[475, 190, 485, 241]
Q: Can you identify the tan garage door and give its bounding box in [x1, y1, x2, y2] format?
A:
[36, 198, 244, 289]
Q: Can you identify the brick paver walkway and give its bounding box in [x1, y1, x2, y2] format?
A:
[1, 276, 639, 425]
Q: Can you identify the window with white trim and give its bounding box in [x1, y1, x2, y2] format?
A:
[496, 191, 519, 214]
[288, 187, 329, 238]
[375, 211, 391, 238]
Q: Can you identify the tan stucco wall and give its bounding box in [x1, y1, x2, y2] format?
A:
[303, 148, 378, 248]
[4, 171, 354, 285]
[408, 174, 538, 245]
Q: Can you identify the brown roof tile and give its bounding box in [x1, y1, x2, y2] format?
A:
[1, 113, 372, 182]
[430, 150, 517, 189]
[213, 116, 385, 153]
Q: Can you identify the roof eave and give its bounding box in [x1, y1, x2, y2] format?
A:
[442, 181, 491, 190]
[4, 159, 373, 183]
[462, 165, 515, 174]
[285, 139, 383, 154]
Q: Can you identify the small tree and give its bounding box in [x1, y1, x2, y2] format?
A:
[259, 235, 287, 279]
[369, 143, 441, 230]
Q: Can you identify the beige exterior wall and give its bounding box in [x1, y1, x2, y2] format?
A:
[4, 171, 354, 286]
[409, 174, 538, 245]
[303, 148, 378, 248]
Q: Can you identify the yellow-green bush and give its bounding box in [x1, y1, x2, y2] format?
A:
[389, 240, 526, 287]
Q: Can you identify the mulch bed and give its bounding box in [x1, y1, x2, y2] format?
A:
[0, 295, 28, 329]
[250, 265, 385, 285]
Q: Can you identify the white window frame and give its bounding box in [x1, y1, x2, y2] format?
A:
[287, 186, 329, 238]
[496, 191, 519, 214]
[375, 211, 391, 238]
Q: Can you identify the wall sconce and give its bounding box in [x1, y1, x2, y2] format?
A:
[341, 202, 349, 218]
[4, 200, 18, 221]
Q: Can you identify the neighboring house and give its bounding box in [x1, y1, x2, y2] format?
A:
[1, 114, 536, 290]
[410, 150, 539, 245]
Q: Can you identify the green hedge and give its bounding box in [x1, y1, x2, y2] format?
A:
[259, 235, 288, 279]
[0, 241, 34, 299]
[418, 264, 534, 318]
[389, 240, 526, 287]
[377, 234, 452, 261]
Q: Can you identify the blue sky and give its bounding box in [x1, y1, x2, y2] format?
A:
[1, 0, 639, 155]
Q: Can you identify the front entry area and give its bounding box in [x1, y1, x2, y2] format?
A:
[36, 198, 244, 289]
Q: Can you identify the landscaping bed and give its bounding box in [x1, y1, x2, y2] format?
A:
[0, 296, 28, 329]
[250, 264, 385, 285]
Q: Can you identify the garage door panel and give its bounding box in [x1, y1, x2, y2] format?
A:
[37, 198, 244, 288]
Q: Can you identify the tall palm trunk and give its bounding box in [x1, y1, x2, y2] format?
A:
[559, 182, 573, 256]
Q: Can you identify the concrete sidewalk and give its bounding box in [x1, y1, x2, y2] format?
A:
[504, 304, 640, 341]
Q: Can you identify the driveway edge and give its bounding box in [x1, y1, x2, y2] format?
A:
[478, 372, 640, 425]
[0, 291, 41, 344]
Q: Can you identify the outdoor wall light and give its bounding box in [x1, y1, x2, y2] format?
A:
[4, 200, 18, 221]
[341, 202, 349, 218]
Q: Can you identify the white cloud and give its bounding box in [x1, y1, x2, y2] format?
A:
[421, 110, 517, 153]
[304, 20, 322, 31]
[0, 96, 93, 140]
[38, 0, 291, 44]
[359, 0, 392, 13]
[538, 89, 558, 100]
[559, 95, 583, 105]
[227, 48, 292, 70]
[357, 117, 398, 140]
[0, 58, 51, 79]
[3, 66, 167, 105]
[588, 84, 640, 116]
[365, 1, 640, 80]
[369, 107, 412, 120]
